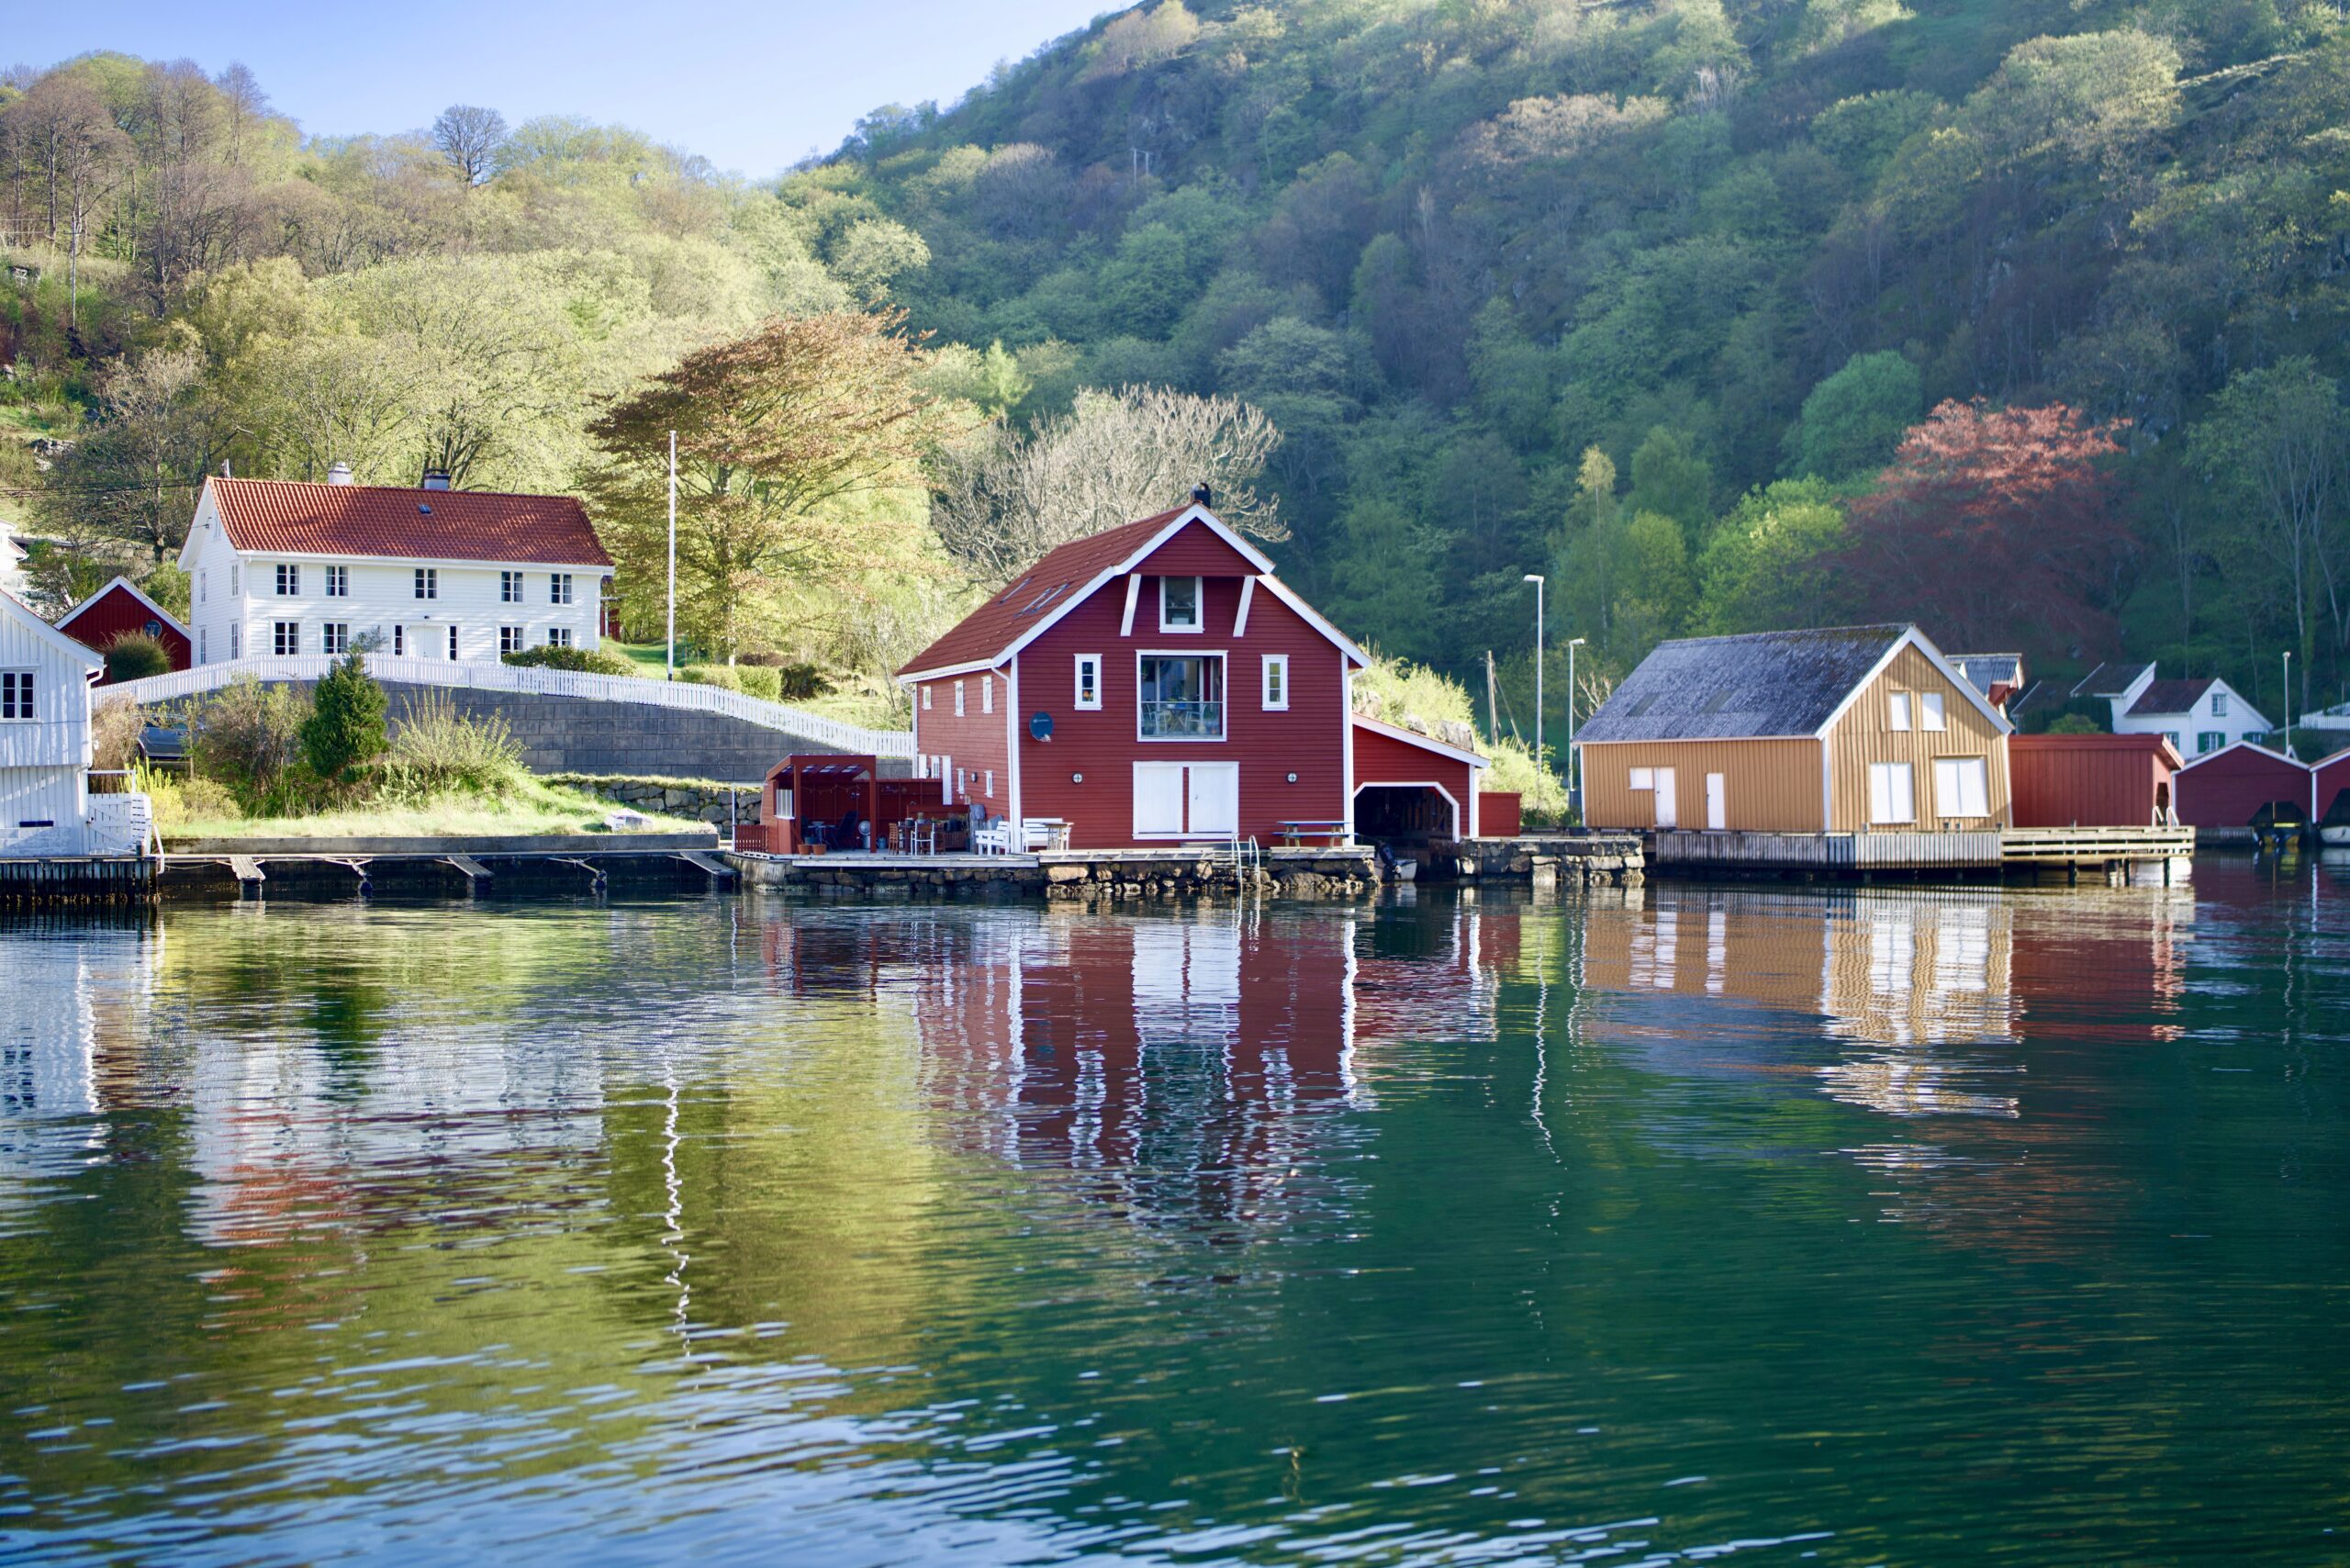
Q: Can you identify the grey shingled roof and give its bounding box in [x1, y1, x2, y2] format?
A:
[1578, 624, 1910, 743]
[2072, 661, 2152, 699]
[1948, 653, 2023, 697]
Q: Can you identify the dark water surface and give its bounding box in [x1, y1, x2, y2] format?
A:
[2, 865, 2346, 1565]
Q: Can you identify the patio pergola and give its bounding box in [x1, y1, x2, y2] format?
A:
[763, 756, 881, 855]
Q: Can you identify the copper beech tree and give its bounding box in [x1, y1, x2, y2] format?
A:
[584, 310, 942, 661]
[1839, 399, 2130, 656]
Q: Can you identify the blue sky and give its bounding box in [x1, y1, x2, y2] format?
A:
[14, 1, 1114, 177]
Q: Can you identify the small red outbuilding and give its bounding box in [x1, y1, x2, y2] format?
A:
[2173, 740, 2311, 830]
[2009, 733, 2182, 827]
[55, 576, 193, 680]
[2312, 746, 2350, 829]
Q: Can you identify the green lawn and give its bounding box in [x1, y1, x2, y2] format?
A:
[607, 642, 683, 674]
[157, 779, 709, 843]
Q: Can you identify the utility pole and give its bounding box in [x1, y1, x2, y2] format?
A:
[2284, 649, 2294, 759]
[666, 429, 677, 679]
[1566, 635, 1587, 809]
[1523, 574, 1545, 765]
[1485, 651, 1498, 740]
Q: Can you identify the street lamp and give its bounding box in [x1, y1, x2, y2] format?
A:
[1565, 635, 1587, 806]
[1523, 574, 1545, 764]
[2284, 650, 2294, 759]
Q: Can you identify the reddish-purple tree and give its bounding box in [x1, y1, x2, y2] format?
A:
[1839, 399, 2130, 654]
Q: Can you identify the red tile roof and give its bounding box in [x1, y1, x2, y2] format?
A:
[205, 476, 611, 567]
[897, 507, 1189, 678]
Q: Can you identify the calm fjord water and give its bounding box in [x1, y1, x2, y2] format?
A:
[1, 867, 2345, 1565]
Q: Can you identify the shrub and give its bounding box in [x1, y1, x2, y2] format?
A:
[679, 662, 746, 692]
[186, 675, 309, 807]
[300, 651, 389, 779]
[136, 764, 241, 833]
[2046, 713, 2102, 734]
[384, 690, 525, 796]
[502, 644, 632, 676]
[101, 631, 173, 683]
[91, 697, 145, 772]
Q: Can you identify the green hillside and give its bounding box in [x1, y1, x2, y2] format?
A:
[6, 1, 2350, 739]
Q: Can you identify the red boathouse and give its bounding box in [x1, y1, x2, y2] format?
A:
[55, 576, 193, 679]
[2312, 746, 2350, 831]
[2009, 733, 2182, 827]
[897, 499, 1485, 849]
[2173, 740, 2310, 830]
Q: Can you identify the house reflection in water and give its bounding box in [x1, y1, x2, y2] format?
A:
[755, 901, 1505, 1234]
[1582, 888, 2025, 1119]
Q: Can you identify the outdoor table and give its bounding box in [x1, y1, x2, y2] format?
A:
[1276, 820, 1348, 846]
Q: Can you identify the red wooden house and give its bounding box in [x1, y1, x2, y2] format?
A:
[2312, 745, 2350, 835]
[2173, 740, 2311, 830]
[56, 576, 193, 679]
[897, 498, 1486, 849]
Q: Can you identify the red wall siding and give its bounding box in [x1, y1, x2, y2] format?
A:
[62, 586, 192, 678]
[2175, 746, 2311, 828]
[1013, 543, 1351, 849]
[1351, 722, 1478, 837]
[2010, 734, 2178, 827]
[912, 667, 1014, 817]
[2313, 751, 2350, 824]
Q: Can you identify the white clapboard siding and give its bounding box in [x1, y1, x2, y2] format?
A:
[0, 593, 97, 784]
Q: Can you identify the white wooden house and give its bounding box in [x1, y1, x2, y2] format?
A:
[0, 588, 110, 854]
[178, 468, 613, 666]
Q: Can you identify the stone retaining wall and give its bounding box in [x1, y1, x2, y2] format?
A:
[727, 849, 1381, 902]
[545, 773, 763, 829]
[1441, 834, 1646, 888]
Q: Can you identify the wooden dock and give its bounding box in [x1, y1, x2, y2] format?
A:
[1651, 825, 2193, 882]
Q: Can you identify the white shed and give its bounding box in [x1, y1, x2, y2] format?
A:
[0, 588, 106, 854]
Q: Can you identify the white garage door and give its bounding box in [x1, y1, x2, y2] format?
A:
[1133, 761, 1239, 838]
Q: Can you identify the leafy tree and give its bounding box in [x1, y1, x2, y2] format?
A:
[431, 105, 508, 185]
[1841, 400, 2129, 655]
[2188, 360, 2348, 689]
[1785, 352, 1921, 480]
[929, 386, 1281, 586]
[1697, 479, 1849, 633]
[584, 310, 942, 659]
[299, 650, 389, 779]
[1626, 427, 1714, 542]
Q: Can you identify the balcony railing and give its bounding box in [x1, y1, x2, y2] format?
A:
[1140, 700, 1224, 739]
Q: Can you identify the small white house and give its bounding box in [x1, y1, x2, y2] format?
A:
[0, 588, 112, 855]
[2076, 663, 2270, 757]
[178, 468, 614, 667]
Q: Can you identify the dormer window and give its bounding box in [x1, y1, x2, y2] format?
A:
[1159, 576, 1202, 633]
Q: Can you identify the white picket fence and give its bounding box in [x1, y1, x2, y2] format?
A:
[112, 655, 915, 758]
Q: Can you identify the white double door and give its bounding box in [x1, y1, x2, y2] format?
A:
[1134, 761, 1238, 838]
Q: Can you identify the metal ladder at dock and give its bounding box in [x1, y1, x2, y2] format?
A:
[1214, 835, 1262, 882]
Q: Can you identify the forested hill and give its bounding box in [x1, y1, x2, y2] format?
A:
[785, 0, 2350, 722]
[6, 3, 2350, 735]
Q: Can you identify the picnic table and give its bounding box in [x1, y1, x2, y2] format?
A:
[1275, 820, 1350, 846]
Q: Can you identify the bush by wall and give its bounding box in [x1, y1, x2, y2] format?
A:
[501, 645, 633, 676]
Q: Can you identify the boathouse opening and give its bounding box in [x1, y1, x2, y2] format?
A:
[1353, 784, 1460, 846]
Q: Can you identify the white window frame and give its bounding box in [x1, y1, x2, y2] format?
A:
[1136, 649, 1228, 743]
[275, 563, 299, 596]
[922, 685, 932, 711]
[1261, 653, 1289, 711]
[229, 563, 241, 596]
[322, 622, 350, 655]
[551, 573, 574, 606]
[199, 628, 207, 663]
[2212, 691, 2229, 718]
[415, 567, 438, 600]
[273, 620, 300, 656]
[230, 623, 241, 659]
[0, 670, 34, 722]
[500, 570, 522, 604]
[448, 625, 461, 659]
[500, 625, 524, 655]
[546, 627, 574, 649]
[2199, 731, 2223, 755]
[325, 566, 349, 599]
[198, 570, 207, 604]
[1888, 692, 1912, 732]
[1158, 575, 1203, 633]
[1628, 767, 1655, 790]
[392, 625, 403, 656]
[1931, 756, 1989, 819]
[981, 676, 993, 715]
[1075, 654, 1102, 711]
[1868, 761, 1916, 825]
[954, 679, 966, 717]
[1920, 692, 1945, 732]
[984, 769, 994, 798]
